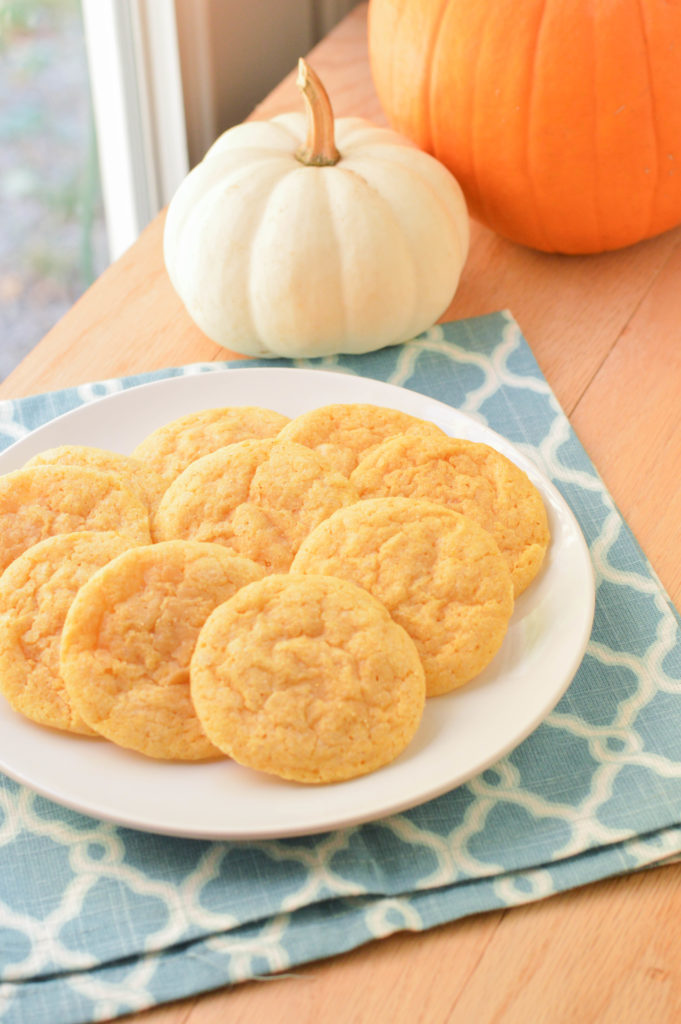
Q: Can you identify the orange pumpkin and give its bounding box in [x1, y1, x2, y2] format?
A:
[368, 0, 681, 254]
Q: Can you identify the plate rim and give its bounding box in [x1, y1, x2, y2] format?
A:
[0, 366, 596, 840]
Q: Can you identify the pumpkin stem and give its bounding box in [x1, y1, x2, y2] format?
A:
[295, 58, 340, 167]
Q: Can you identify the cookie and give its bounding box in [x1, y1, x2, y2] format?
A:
[131, 405, 290, 483]
[24, 445, 167, 517]
[0, 465, 151, 575]
[60, 540, 264, 760]
[350, 435, 550, 595]
[190, 573, 426, 783]
[292, 498, 514, 696]
[0, 531, 137, 734]
[153, 438, 359, 572]
[277, 402, 447, 477]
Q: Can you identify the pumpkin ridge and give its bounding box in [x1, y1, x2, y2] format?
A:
[167, 158, 294, 346]
[343, 161, 426, 339]
[245, 165, 306, 354]
[424, 0, 451, 156]
[387, 0, 409, 147]
[320, 168, 350, 347]
[591, 3, 605, 251]
[165, 153, 292, 279]
[523, 0, 553, 253]
[467, 2, 496, 240]
[325, 162, 415, 342]
[434, 0, 503, 239]
[635, 0, 661, 242]
[344, 152, 468, 269]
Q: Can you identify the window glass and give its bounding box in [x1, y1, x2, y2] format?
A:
[0, 0, 107, 381]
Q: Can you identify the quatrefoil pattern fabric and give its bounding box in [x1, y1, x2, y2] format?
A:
[1, 312, 680, 1024]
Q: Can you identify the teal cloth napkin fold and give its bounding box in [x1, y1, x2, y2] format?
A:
[1, 311, 680, 1024]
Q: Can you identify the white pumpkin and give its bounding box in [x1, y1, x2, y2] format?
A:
[164, 60, 469, 358]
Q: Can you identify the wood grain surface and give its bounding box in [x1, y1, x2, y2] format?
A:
[3, 5, 680, 1021]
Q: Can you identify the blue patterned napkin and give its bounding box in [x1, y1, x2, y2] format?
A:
[1, 311, 680, 1024]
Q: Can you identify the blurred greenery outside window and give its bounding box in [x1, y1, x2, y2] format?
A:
[0, 0, 107, 380]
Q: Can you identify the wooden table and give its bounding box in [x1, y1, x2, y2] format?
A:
[4, 5, 681, 1021]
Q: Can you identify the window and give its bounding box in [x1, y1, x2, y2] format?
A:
[0, 0, 107, 380]
[1, 0, 355, 381]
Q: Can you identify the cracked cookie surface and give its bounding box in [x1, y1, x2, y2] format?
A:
[131, 405, 290, 483]
[292, 498, 514, 696]
[0, 465, 151, 574]
[0, 531, 137, 734]
[25, 445, 167, 517]
[190, 573, 426, 783]
[277, 402, 447, 477]
[350, 434, 550, 596]
[153, 438, 359, 572]
[60, 540, 264, 760]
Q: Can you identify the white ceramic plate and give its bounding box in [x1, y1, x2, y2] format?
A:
[0, 368, 595, 840]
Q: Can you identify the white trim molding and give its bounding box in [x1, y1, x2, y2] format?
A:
[82, 0, 189, 261]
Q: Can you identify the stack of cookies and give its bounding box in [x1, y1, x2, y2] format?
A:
[0, 402, 550, 785]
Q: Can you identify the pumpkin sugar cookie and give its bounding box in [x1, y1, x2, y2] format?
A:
[292, 498, 514, 696]
[277, 403, 447, 476]
[0, 531, 137, 734]
[60, 540, 264, 760]
[190, 573, 426, 783]
[153, 438, 359, 572]
[350, 434, 550, 596]
[0, 465, 151, 575]
[131, 405, 290, 483]
[24, 445, 167, 517]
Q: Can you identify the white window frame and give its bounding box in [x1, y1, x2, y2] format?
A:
[81, 0, 189, 261]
